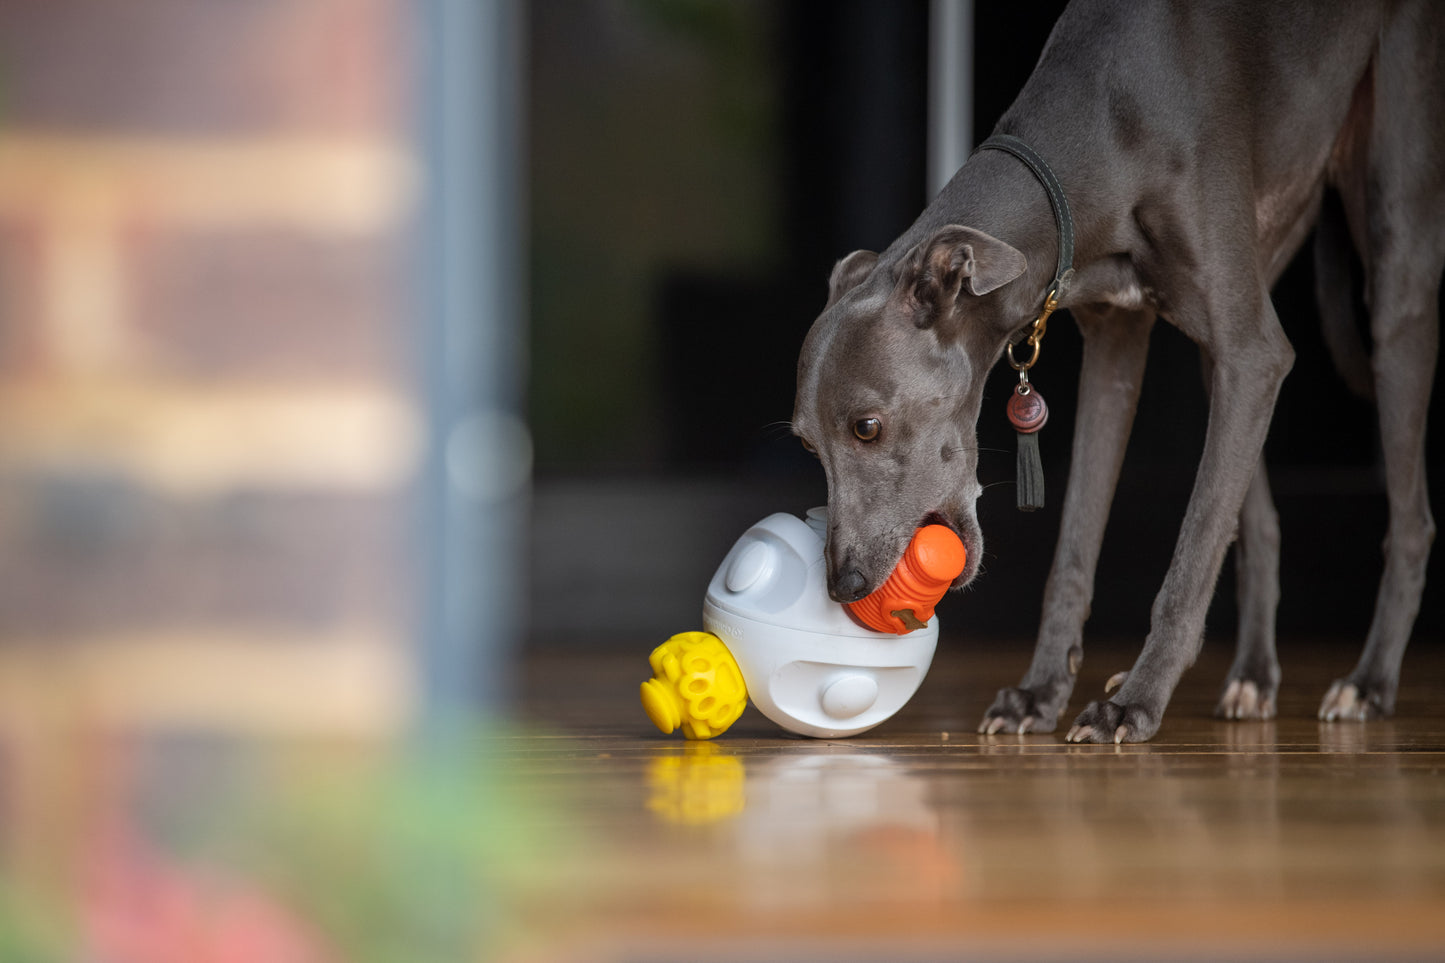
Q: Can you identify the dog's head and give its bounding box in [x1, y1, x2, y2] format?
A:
[793, 225, 1031, 602]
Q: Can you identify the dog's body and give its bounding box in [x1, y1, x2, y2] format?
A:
[793, 0, 1445, 742]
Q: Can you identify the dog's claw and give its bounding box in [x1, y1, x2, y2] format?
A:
[1319, 680, 1385, 722]
[1104, 671, 1128, 695]
[1319, 681, 1347, 721]
[1067, 699, 1160, 743]
[1240, 684, 1256, 717]
[980, 685, 1064, 735]
[1216, 678, 1276, 720]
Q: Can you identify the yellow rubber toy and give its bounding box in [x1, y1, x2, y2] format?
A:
[640, 631, 747, 739]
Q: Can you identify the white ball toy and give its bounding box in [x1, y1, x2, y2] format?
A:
[700, 508, 941, 738]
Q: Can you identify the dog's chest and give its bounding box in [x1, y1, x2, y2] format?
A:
[1067, 255, 1158, 313]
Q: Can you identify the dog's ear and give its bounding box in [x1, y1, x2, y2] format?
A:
[895, 225, 1027, 327]
[825, 250, 879, 309]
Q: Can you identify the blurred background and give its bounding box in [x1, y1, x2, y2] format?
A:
[526, 0, 1445, 652]
[0, 0, 419, 733]
[0, 0, 1441, 958]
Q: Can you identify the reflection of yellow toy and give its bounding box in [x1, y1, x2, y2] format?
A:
[645, 742, 746, 824]
[640, 631, 747, 739]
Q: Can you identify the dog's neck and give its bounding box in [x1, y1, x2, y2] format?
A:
[885, 147, 1068, 337]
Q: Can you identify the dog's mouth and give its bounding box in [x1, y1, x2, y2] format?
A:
[920, 509, 980, 589]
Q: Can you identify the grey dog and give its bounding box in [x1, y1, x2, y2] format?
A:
[792, 0, 1444, 742]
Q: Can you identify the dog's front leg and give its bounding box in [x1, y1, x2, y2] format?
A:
[1066, 288, 1294, 743]
[980, 305, 1154, 734]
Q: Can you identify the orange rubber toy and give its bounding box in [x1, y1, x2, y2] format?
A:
[846, 525, 967, 634]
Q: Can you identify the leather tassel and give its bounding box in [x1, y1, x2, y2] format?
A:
[1007, 382, 1048, 512]
[1015, 429, 1045, 511]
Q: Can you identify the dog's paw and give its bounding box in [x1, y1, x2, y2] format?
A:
[1215, 678, 1277, 720]
[978, 685, 1063, 735]
[1064, 699, 1160, 744]
[1318, 680, 1392, 722]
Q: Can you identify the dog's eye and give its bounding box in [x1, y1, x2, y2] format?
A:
[853, 418, 881, 442]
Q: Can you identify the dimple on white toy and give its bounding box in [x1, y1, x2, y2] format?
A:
[640, 507, 966, 739]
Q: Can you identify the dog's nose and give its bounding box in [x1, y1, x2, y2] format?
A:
[832, 567, 869, 602]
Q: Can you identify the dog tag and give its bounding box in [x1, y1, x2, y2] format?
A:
[1007, 384, 1047, 511]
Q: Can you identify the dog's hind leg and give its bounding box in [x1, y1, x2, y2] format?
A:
[1216, 454, 1281, 719]
[1319, 259, 1440, 720]
[980, 305, 1153, 735]
[1321, 4, 1445, 721]
[1194, 340, 1285, 721]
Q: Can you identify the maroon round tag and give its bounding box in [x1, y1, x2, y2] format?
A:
[1007, 385, 1048, 434]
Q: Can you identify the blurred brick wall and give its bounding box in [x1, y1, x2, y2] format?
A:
[0, 0, 419, 731]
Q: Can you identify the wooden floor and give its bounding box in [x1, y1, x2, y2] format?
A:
[499, 636, 1445, 962]
[3, 635, 1441, 961]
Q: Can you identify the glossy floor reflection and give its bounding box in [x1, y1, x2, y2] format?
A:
[506, 638, 1445, 961]
[2, 638, 1442, 962]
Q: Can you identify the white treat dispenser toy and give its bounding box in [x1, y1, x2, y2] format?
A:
[640, 507, 967, 739]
